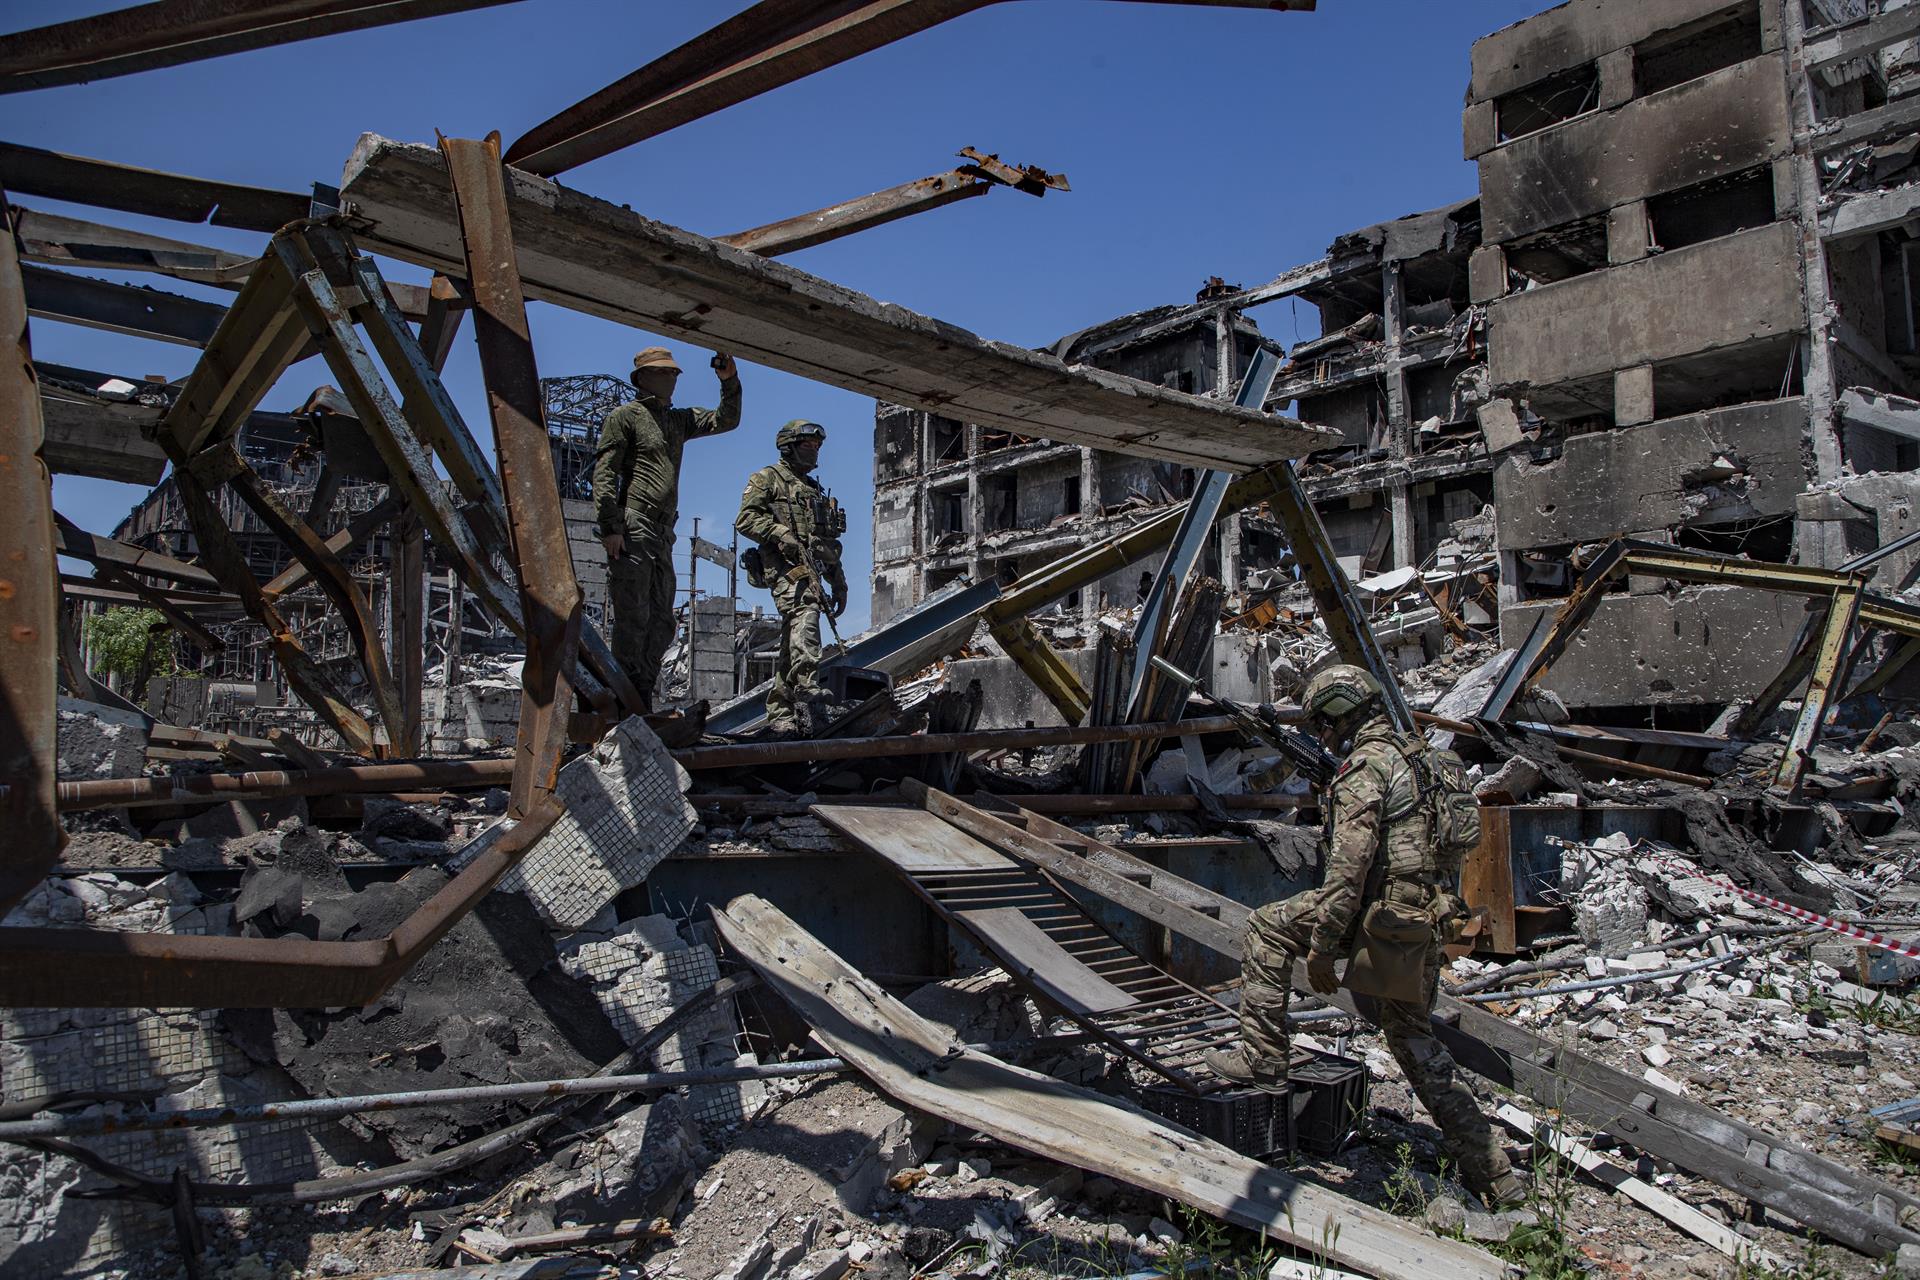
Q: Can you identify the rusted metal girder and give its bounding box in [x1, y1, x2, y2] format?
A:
[58, 575, 240, 611]
[443, 133, 583, 817]
[717, 149, 1067, 258]
[0, 794, 563, 1009]
[1773, 580, 1865, 793]
[506, 0, 1313, 175]
[20, 263, 227, 347]
[0, 140, 307, 231]
[0, 186, 63, 915]
[259, 491, 400, 600]
[86, 559, 226, 655]
[46, 716, 1241, 812]
[13, 205, 257, 288]
[221, 454, 408, 752]
[0, 0, 525, 94]
[169, 461, 379, 753]
[1480, 540, 1920, 792]
[53, 511, 221, 590]
[56, 757, 517, 812]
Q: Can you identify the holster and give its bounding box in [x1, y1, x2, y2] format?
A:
[1343, 898, 1434, 1003]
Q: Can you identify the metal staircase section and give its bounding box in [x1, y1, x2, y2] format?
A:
[810, 800, 1237, 1094]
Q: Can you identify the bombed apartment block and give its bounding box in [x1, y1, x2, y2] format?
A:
[1262, 199, 1495, 587]
[871, 282, 1282, 628]
[1468, 0, 1920, 715]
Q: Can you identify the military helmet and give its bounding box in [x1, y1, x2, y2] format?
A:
[776, 419, 827, 449]
[1301, 664, 1383, 724]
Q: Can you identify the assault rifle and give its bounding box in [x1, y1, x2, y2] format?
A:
[1148, 656, 1338, 788]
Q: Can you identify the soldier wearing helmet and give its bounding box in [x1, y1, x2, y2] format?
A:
[736, 419, 846, 733]
[1205, 662, 1522, 1207]
[591, 346, 741, 709]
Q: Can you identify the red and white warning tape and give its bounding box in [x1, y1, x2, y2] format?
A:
[1613, 842, 1920, 962]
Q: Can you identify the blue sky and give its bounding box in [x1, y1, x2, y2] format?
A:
[14, 0, 1545, 631]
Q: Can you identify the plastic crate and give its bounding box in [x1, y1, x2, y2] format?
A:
[1135, 1082, 1295, 1158]
[1289, 1051, 1370, 1156]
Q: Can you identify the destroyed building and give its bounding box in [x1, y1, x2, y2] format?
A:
[1472, 0, 1920, 715]
[8, 1, 1920, 1279]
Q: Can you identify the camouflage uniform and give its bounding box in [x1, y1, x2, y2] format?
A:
[1237, 712, 1513, 1196]
[735, 458, 844, 730]
[590, 377, 741, 707]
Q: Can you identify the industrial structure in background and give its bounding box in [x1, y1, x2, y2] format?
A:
[6, 1, 1920, 1278]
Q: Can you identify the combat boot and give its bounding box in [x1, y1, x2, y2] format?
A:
[1202, 1046, 1288, 1094]
[1476, 1169, 1528, 1209]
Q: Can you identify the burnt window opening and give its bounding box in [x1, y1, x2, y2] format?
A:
[1496, 62, 1601, 143]
[1646, 167, 1776, 253]
[1066, 589, 1083, 611]
[1063, 475, 1083, 515]
[1504, 214, 1610, 284]
[1839, 422, 1920, 475]
[875, 412, 918, 482]
[1162, 369, 1198, 395]
[930, 414, 965, 464]
[985, 473, 1019, 532]
[932, 490, 966, 537]
[1672, 513, 1794, 562]
[1883, 238, 1920, 357]
[1633, 2, 1763, 98]
[1650, 334, 1802, 419]
[1179, 468, 1198, 500]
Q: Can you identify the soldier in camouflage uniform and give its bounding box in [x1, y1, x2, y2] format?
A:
[1204, 664, 1522, 1207]
[735, 420, 846, 733]
[591, 346, 741, 710]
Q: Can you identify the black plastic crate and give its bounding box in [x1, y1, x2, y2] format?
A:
[1289, 1051, 1370, 1156]
[1135, 1082, 1295, 1158]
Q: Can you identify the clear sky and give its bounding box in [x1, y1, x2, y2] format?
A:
[13, 0, 1546, 632]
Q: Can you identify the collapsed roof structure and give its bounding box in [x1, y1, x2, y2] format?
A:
[6, 1, 1920, 1278]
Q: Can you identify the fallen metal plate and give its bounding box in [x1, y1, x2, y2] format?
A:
[813, 804, 1015, 874]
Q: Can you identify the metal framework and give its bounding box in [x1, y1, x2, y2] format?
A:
[1477, 539, 1920, 793]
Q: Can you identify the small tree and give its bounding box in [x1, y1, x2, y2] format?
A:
[83, 606, 176, 684]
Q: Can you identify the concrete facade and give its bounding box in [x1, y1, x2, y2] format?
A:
[1473, 0, 1920, 712]
[1492, 399, 1809, 550]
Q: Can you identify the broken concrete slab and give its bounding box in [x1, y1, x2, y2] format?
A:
[338, 136, 1335, 473]
[458, 715, 695, 929]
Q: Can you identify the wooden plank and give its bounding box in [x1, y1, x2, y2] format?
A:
[1496, 1105, 1786, 1271]
[814, 804, 1016, 874]
[339, 137, 1335, 474]
[1460, 806, 1516, 954]
[712, 894, 1506, 1280]
[954, 906, 1139, 1015]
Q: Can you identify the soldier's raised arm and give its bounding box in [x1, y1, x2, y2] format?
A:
[690, 352, 742, 438]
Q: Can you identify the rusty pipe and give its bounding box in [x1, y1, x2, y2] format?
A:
[55, 758, 517, 812]
[669, 715, 1240, 770]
